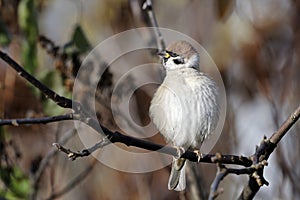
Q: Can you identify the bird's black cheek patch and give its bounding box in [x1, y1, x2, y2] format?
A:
[173, 58, 184, 65]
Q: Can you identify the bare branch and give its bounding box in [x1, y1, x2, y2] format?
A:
[270, 105, 300, 144]
[209, 164, 226, 200]
[4, 48, 298, 199]
[239, 104, 300, 200]
[0, 113, 78, 126]
[53, 136, 111, 161]
[0, 50, 252, 166]
[209, 161, 268, 200]
[142, 0, 166, 51]
[108, 131, 252, 166]
[0, 51, 72, 108]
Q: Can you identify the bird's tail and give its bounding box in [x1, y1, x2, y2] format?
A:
[168, 158, 186, 191]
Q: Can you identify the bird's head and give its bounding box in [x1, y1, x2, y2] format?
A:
[158, 40, 199, 70]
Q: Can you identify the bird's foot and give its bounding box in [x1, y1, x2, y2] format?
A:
[174, 146, 185, 159]
[194, 150, 203, 162]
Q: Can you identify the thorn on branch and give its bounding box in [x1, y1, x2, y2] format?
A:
[263, 135, 267, 140]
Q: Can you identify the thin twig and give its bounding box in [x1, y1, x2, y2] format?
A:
[0, 113, 78, 126]
[209, 161, 268, 200]
[0, 51, 72, 108]
[142, 0, 166, 51]
[208, 164, 226, 200]
[270, 105, 300, 144]
[53, 136, 111, 161]
[239, 104, 300, 200]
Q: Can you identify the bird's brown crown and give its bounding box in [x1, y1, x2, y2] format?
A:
[166, 40, 198, 60]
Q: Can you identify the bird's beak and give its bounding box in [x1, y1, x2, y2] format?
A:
[157, 51, 170, 59]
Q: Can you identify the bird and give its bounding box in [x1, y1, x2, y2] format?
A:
[149, 40, 220, 191]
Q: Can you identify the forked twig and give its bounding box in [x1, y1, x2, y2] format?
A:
[53, 136, 111, 161]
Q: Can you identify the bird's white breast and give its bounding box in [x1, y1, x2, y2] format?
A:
[149, 68, 219, 150]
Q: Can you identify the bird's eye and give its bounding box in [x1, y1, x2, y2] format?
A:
[173, 58, 184, 65]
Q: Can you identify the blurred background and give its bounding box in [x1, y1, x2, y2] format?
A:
[0, 0, 300, 199]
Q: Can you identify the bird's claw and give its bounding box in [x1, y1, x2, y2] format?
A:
[174, 146, 185, 159]
[194, 150, 203, 162]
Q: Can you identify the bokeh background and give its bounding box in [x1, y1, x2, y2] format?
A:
[1, 0, 300, 199]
